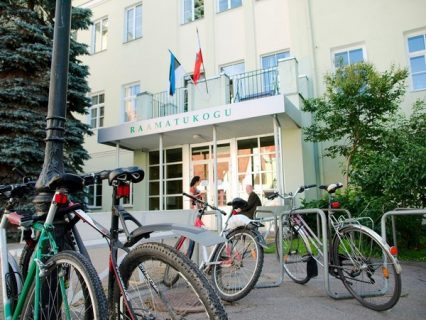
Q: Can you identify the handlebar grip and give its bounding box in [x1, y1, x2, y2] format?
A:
[267, 192, 279, 200]
[304, 184, 317, 189]
[0, 185, 12, 194]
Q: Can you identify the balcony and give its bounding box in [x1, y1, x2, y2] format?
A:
[126, 57, 308, 122]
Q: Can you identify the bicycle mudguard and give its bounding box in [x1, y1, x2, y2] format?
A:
[125, 223, 225, 248]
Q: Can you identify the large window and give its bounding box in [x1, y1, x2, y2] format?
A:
[149, 148, 183, 210]
[85, 183, 102, 208]
[91, 17, 108, 53]
[89, 93, 105, 128]
[123, 83, 140, 122]
[125, 3, 142, 42]
[407, 33, 426, 90]
[333, 47, 365, 68]
[237, 136, 276, 202]
[218, 0, 242, 12]
[182, 0, 204, 24]
[221, 62, 245, 102]
[261, 51, 290, 69]
[261, 51, 290, 94]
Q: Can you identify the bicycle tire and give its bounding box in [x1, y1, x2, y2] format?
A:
[211, 228, 264, 302]
[20, 250, 108, 319]
[114, 242, 228, 320]
[332, 225, 401, 311]
[1, 263, 19, 315]
[275, 220, 312, 284]
[163, 236, 195, 287]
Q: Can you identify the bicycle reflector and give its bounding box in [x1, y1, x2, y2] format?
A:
[389, 246, 398, 256]
[54, 193, 68, 204]
[117, 184, 130, 198]
[331, 201, 341, 209]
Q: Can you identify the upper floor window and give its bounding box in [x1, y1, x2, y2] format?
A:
[333, 47, 365, 68]
[92, 17, 108, 53]
[261, 51, 290, 69]
[407, 33, 426, 91]
[89, 93, 105, 128]
[125, 3, 142, 42]
[218, 0, 242, 13]
[221, 61, 245, 77]
[182, 0, 204, 24]
[123, 83, 140, 122]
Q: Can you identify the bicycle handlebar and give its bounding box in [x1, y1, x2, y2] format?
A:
[0, 181, 35, 197]
[182, 192, 227, 216]
[266, 184, 317, 200]
[81, 170, 112, 185]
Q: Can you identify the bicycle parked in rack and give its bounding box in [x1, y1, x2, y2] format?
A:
[0, 177, 108, 319]
[269, 183, 402, 311]
[18, 167, 228, 320]
[164, 192, 266, 302]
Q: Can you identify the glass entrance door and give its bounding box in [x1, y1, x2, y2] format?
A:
[191, 143, 231, 209]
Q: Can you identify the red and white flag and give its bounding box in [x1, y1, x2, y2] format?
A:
[193, 30, 203, 85]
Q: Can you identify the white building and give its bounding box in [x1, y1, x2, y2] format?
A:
[72, 0, 426, 213]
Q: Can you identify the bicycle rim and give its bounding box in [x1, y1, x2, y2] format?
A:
[332, 226, 401, 311]
[212, 229, 263, 302]
[116, 242, 227, 320]
[21, 251, 108, 319]
[277, 222, 311, 284]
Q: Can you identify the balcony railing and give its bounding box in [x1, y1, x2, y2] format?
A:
[229, 68, 279, 103]
[132, 58, 304, 122]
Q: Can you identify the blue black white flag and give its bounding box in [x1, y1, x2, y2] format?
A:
[169, 50, 185, 96]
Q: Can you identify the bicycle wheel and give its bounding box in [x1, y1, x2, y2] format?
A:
[163, 236, 195, 287]
[21, 251, 108, 319]
[114, 242, 227, 320]
[332, 226, 401, 311]
[1, 262, 19, 315]
[211, 228, 264, 302]
[276, 220, 311, 284]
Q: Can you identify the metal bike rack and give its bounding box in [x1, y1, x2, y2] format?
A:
[381, 208, 426, 256]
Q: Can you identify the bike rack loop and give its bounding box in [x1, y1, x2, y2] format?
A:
[381, 208, 426, 256]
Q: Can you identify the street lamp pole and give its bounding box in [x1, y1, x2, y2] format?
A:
[33, 0, 72, 213]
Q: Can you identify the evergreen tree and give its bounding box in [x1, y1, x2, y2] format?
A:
[0, 0, 92, 184]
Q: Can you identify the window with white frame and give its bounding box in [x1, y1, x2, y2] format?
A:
[407, 33, 426, 91]
[221, 62, 245, 102]
[182, 0, 204, 24]
[261, 51, 290, 94]
[123, 83, 140, 122]
[218, 0, 242, 12]
[149, 148, 183, 210]
[92, 17, 108, 53]
[85, 183, 102, 208]
[89, 93, 105, 128]
[125, 3, 142, 42]
[333, 47, 365, 68]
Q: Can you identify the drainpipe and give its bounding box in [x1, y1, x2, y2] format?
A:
[212, 125, 221, 232]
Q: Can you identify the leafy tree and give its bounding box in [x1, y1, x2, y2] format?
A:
[0, 0, 92, 184]
[303, 62, 408, 185]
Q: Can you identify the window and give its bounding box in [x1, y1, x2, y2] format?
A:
[125, 3, 142, 42]
[407, 33, 426, 90]
[221, 62, 245, 102]
[261, 51, 290, 94]
[182, 0, 204, 24]
[149, 148, 183, 210]
[237, 135, 276, 203]
[123, 83, 140, 122]
[261, 51, 290, 69]
[218, 0, 242, 12]
[92, 17, 108, 53]
[333, 47, 364, 68]
[85, 183, 102, 208]
[89, 93, 105, 128]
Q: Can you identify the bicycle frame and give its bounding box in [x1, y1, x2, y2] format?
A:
[0, 190, 71, 320]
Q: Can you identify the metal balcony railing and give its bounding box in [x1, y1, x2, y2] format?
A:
[152, 87, 188, 118]
[229, 68, 279, 103]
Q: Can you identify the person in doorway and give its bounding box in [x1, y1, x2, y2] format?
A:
[189, 176, 203, 208]
[235, 184, 262, 219]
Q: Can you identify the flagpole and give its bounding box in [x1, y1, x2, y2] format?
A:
[196, 28, 209, 95]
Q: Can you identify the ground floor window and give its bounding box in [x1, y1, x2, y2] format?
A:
[149, 147, 183, 210]
[85, 183, 102, 208]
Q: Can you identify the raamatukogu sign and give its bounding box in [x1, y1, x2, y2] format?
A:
[98, 95, 286, 144]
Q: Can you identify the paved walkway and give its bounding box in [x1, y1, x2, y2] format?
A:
[2, 243, 426, 319]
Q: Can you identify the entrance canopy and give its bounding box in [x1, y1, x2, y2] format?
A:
[98, 95, 301, 150]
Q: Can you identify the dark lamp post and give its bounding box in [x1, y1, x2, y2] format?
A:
[33, 0, 72, 214]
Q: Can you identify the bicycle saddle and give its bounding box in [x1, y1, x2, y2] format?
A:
[227, 197, 248, 210]
[108, 166, 145, 185]
[319, 183, 343, 194]
[48, 174, 84, 193]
